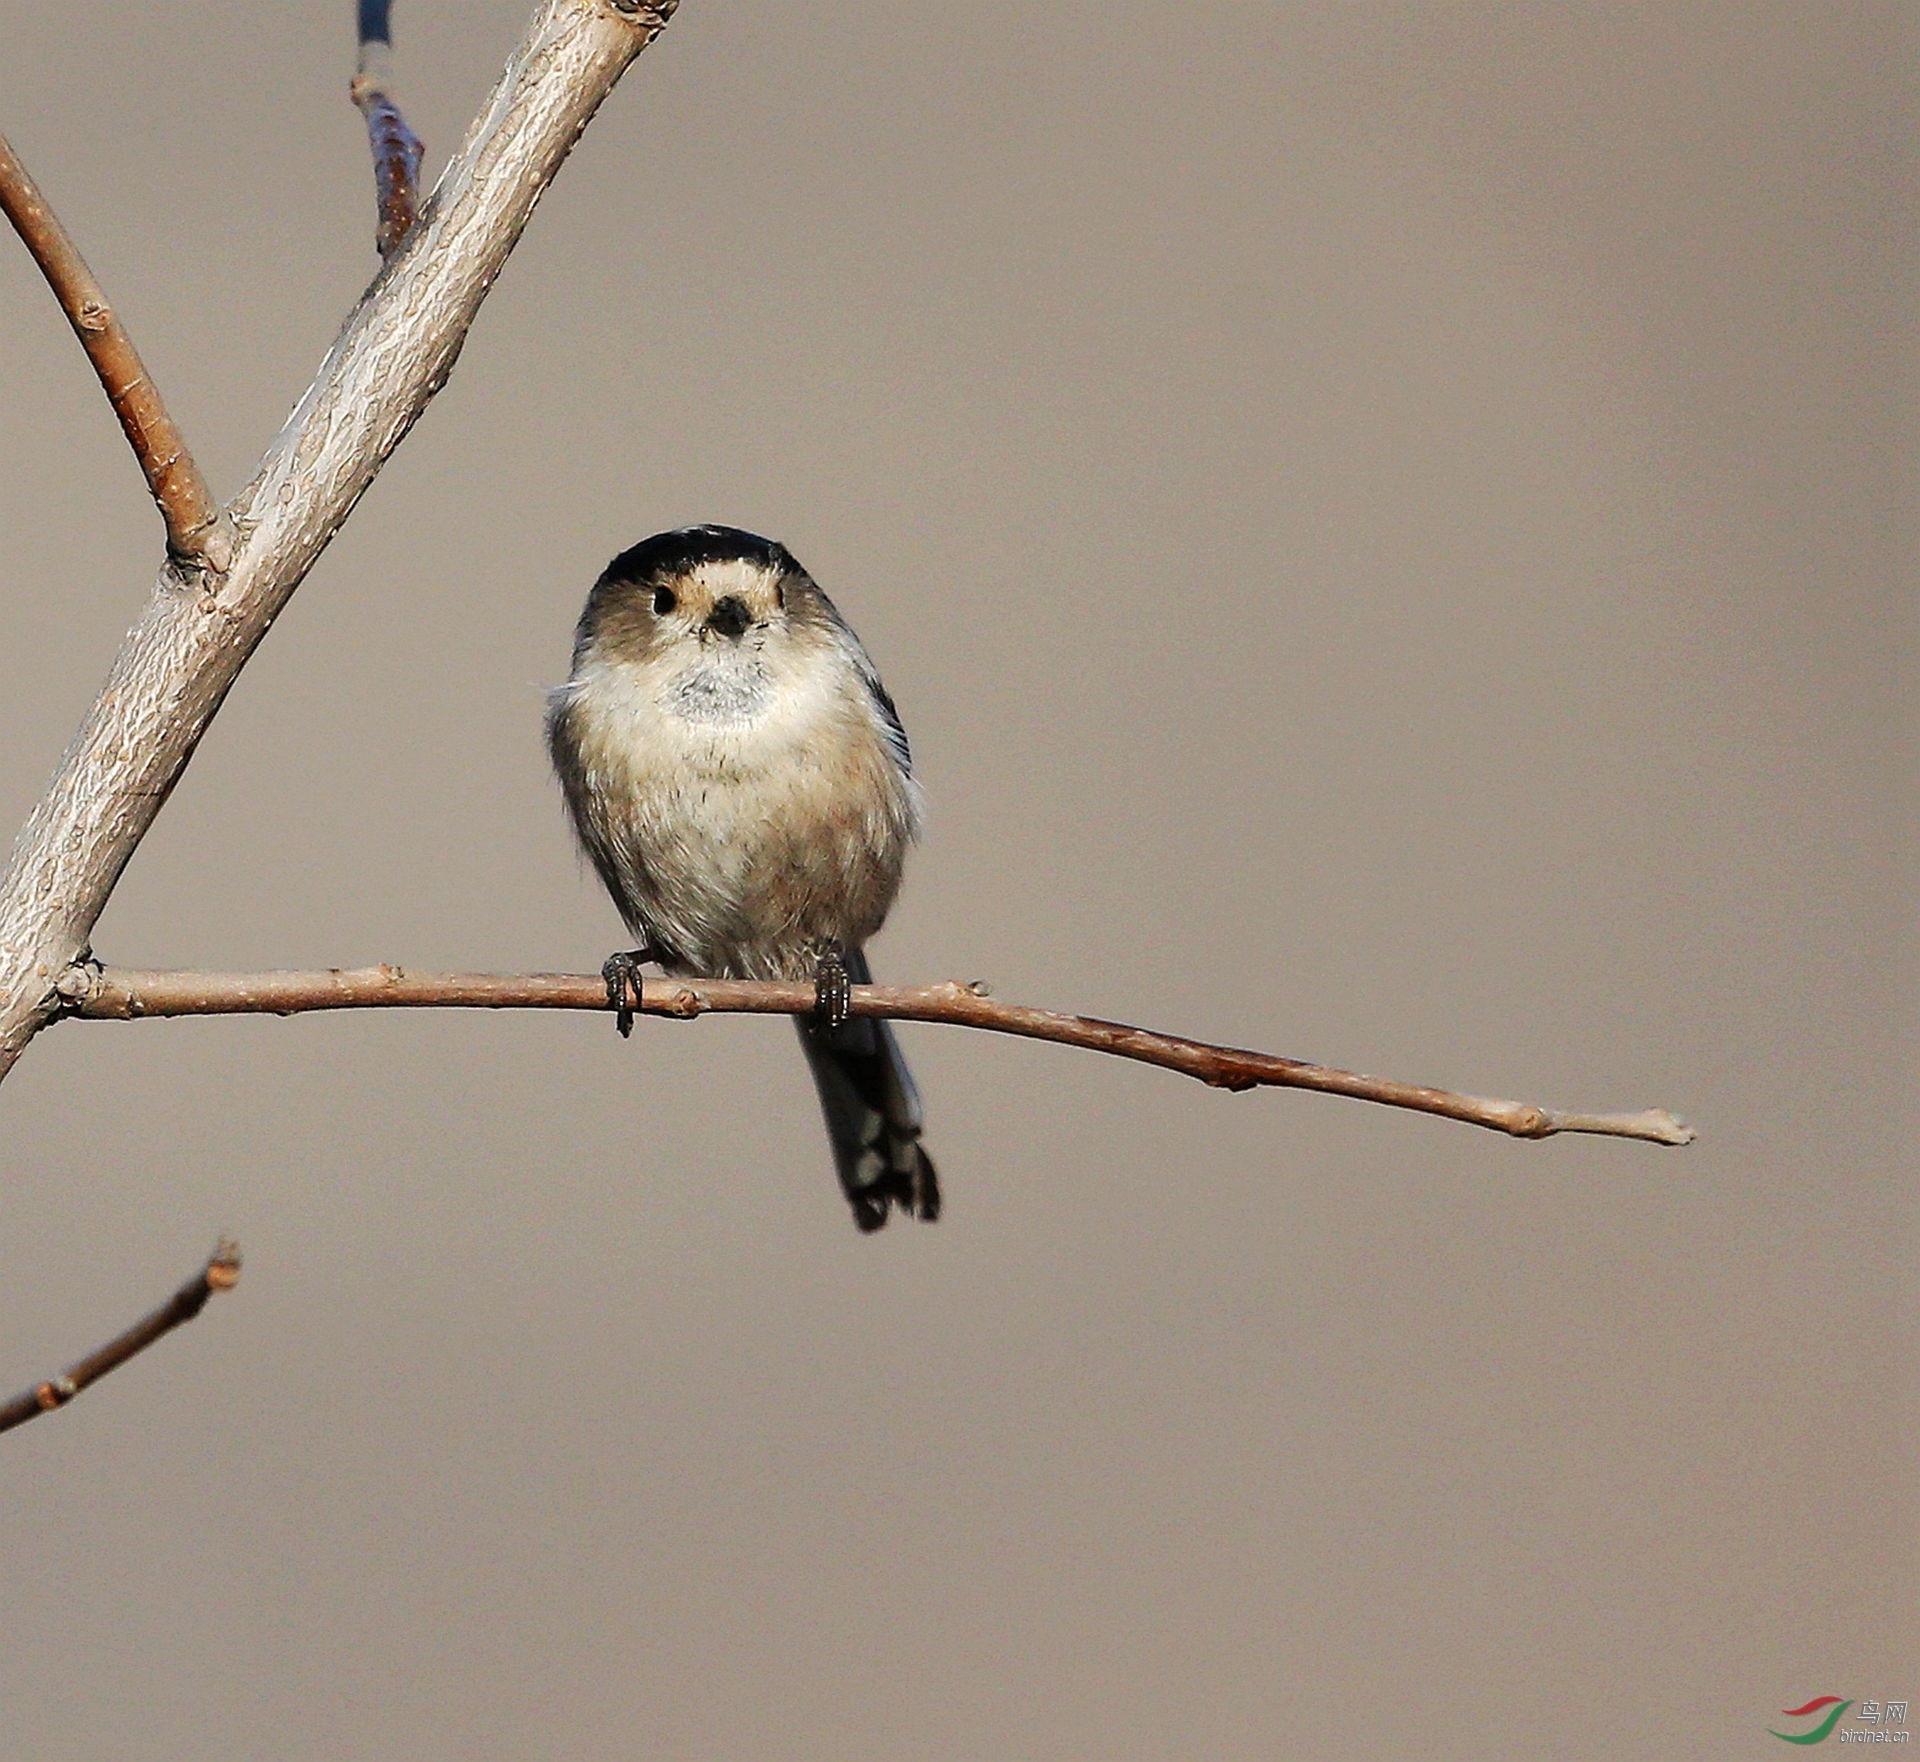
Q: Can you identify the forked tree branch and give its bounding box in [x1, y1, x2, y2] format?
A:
[60, 965, 1696, 1146]
[352, 0, 426, 257]
[0, 128, 224, 563]
[1, 2, 1693, 1169]
[0, 1239, 241, 1437]
[0, 0, 680, 1089]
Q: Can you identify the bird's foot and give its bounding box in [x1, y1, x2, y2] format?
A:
[601, 948, 656, 1038]
[811, 943, 852, 1037]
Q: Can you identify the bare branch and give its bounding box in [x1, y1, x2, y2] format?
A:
[0, 128, 224, 563]
[0, 1239, 241, 1437]
[61, 965, 1696, 1146]
[352, 1, 425, 257]
[0, 0, 681, 1088]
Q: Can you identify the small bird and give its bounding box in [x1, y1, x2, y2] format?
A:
[546, 525, 940, 1232]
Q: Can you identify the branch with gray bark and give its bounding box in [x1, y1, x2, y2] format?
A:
[0, 0, 680, 1090]
[58, 965, 1695, 1146]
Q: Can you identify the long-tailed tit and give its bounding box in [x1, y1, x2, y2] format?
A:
[547, 525, 940, 1232]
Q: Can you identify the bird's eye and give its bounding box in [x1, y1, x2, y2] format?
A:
[773, 580, 786, 611]
[652, 585, 677, 616]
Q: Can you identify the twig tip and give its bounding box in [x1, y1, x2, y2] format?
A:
[205, 1237, 242, 1291]
[1651, 1110, 1697, 1146]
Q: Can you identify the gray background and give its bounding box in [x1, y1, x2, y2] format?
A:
[0, 3, 1910, 1757]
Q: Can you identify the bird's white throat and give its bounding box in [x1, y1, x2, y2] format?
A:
[663, 651, 771, 725]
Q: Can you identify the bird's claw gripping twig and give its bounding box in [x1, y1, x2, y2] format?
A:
[812, 944, 852, 1036]
[601, 949, 651, 1038]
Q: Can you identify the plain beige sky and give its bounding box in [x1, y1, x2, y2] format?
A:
[0, 4, 1911, 1758]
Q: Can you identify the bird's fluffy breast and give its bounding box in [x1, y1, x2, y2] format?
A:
[550, 636, 920, 978]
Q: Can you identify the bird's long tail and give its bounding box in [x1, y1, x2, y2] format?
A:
[795, 947, 940, 1233]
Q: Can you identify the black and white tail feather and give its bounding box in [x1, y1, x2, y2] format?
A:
[796, 947, 940, 1233]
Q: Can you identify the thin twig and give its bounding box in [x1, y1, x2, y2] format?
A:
[352, 0, 425, 258]
[62, 965, 1696, 1146]
[0, 1, 681, 1088]
[0, 1239, 241, 1437]
[0, 129, 225, 564]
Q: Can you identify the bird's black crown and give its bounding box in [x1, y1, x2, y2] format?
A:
[603, 524, 796, 587]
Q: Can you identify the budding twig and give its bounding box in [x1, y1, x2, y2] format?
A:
[352, 0, 425, 258]
[0, 1239, 241, 1437]
[0, 129, 225, 565]
[62, 965, 1696, 1146]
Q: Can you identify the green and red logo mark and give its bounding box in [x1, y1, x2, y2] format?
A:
[1771, 1697, 1853, 1745]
